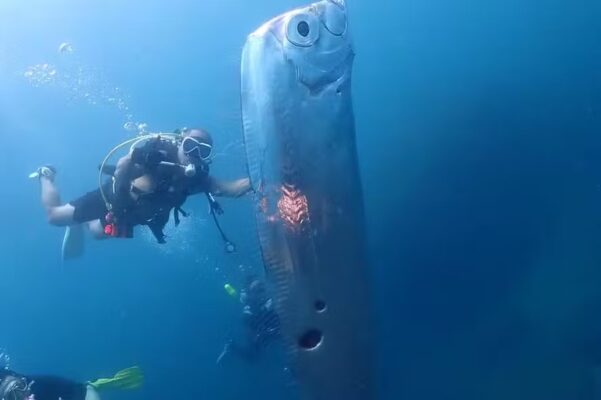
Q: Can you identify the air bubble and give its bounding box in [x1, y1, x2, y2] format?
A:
[26, 43, 139, 131]
[58, 42, 73, 54]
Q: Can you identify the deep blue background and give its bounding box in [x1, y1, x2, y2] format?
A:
[352, 0, 601, 399]
[2, 0, 601, 399]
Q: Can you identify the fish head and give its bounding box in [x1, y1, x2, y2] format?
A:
[265, 0, 353, 92]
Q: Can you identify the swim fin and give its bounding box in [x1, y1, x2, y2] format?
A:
[28, 165, 56, 180]
[61, 225, 85, 261]
[88, 366, 144, 391]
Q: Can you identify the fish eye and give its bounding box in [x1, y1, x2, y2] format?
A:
[321, 0, 347, 36]
[297, 21, 310, 37]
[286, 12, 319, 47]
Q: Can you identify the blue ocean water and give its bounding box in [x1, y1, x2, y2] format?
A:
[1, 0, 601, 399]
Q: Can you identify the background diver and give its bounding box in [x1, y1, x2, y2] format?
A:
[0, 365, 142, 400]
[217, 275, 281, 364]
[31, 128, 251, 259]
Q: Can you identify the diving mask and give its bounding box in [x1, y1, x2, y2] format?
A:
[182, 136, 212, 161]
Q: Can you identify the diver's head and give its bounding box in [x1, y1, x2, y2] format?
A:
[0, 375, 32, 400]
[178, 128, 213, 166]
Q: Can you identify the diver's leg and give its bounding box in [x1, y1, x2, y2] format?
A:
[39, 176, 86, 259]
[66, 188, 110, 241]
[40, 176, 77, 225]
[62, 224, 85, 260]
[85, 385, 101, 400]
[87, 220, 109, 240]
[63, 220, 107, 260]
[40, 175, 61, 208]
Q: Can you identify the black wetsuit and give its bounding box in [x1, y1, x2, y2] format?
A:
[230, 292, 281, 362]
[245, 301, 281, 345]
[0, 370, 87, 400]
[68, 137, 210, 242]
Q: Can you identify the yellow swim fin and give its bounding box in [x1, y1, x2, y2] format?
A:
[88, 366, 144, 391]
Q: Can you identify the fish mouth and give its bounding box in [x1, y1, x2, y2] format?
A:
[297, 49, 354, 94]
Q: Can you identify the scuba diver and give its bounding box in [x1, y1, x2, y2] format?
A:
[217, 275, 281, 364]
[31, 128, 251, 259]
[0, 365, 143, 400]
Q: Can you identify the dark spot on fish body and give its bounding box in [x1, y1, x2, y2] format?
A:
[299, 329, 323, 350]
[315, 300, 327, 313]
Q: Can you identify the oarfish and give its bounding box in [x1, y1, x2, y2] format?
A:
[241, 1, 376, 399]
